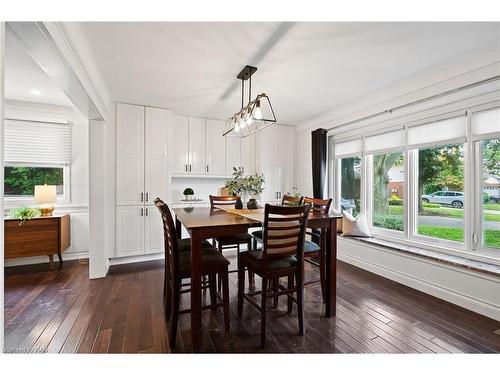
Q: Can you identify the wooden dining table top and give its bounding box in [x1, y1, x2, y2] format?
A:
[173, 206, 342, 229]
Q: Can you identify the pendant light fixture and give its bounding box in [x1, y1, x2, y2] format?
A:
[223, 65, 276, 138]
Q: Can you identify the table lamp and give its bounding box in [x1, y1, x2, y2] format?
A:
[34, 185, 57, 217]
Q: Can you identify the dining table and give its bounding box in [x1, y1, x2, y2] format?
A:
[173, 205, 342, 352]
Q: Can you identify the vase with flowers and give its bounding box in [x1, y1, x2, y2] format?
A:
[225, 167, 265, 209]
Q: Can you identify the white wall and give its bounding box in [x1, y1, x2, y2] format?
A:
[294, 44, 500, 320]
[4, 100, 90, 266]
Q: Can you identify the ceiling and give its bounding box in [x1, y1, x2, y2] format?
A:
[4, 30, 74, 107]
[66, 22, 500, 125]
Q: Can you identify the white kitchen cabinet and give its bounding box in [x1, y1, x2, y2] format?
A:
[116, 206, 144, 257]
[144, 206, 164, 254]
[205, 119, 226, 175]
[241, 133, 256, 175]
[116, 103, 144, 206]
[145, 107, 169, 203]
[255, 125, 295, 203]
[170, 114, 189, 174]
[115, 102, 169, 257]
[225, 137, 241, 175]
[188, 117, 206, 174]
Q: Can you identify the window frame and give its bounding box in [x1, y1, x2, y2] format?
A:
[328, 99, 500, 264]
[3, 162, 71, 205]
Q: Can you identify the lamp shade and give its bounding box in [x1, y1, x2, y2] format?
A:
[34, 185, 57, 204]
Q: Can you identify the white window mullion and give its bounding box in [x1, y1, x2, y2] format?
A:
[464, 110, 474, 252]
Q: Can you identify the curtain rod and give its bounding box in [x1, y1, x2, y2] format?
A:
[5, 118, 70, 125]
[329, 74, 500, 132]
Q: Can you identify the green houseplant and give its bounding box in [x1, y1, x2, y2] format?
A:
[9, 206, 41, 224]
[225, 167, 265, 209]
[183, 187, 194, 200]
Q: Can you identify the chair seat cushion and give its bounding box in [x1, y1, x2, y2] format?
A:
[179, 248, 230, 277]
[239, 250, 297, 271]
[304, 240, 321, 253]
[252, 230, 263, 241]
[177, 238, 213, 253]
[216, 233, 253, 245]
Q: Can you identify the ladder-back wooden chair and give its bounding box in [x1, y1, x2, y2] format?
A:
[251, 194, 303, 249]
[302, 197, 332, 302]
[209, 195, 255, 286]
[154, 198, 231, 347]
[237, 203, 311, 347]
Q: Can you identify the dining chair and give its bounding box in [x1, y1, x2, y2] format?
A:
[302, 197, 332, 302]
[154, 198, 231, 347]
[251, 194, 303, 249]
[209, 195, 255, 286]
[237, 203, 311, 347]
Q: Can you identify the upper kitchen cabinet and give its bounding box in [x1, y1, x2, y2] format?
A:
[205, 119, 226, 175]
[170, 114, 189, 174]
[116, 103, 145, 206]
[116, 103, 169, 206]
[225, 137, 241, 175]
[241, 133, 256, 175]
[188, 117, 206, 174]
[145, 107, 169, 203]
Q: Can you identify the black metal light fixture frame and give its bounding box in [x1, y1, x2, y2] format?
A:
[223, 65, 277, 137]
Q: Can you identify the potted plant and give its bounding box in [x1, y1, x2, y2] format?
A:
[183, 187, 194, 201]
[9, 206, 41, 225]
[225, 167, 265, 209]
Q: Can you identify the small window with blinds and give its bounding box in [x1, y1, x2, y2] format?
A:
[3, 119, 71, 199]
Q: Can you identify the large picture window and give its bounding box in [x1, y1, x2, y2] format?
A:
[372, 152, 404, 232]
[340, 156, 361, 216]
[416, 143, 465, 243]
[330, 101, 500, 261]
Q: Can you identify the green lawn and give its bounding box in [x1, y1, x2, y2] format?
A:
[388, 205, 500, 222]
[484, 203, 500, 211]
[418, 225, 500, 248]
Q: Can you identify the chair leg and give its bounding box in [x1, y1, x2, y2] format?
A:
[248, 269, 255, 287]
[296, 270, 304, 336]
[319, 251, 326, 303]
[260, 276, 268, 347]
[170, 280, 180, 347]
[287, 274, 294, 314]
[217, 242, 223, 293]
[273, 278, 278, 309]
[164, 277, 172, 322]
[237, 263, 245, 318]
[209, 274, 217, 312]
[222, 271, 230, 333]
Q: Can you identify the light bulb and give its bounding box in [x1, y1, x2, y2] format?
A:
[253, 99, 263, 120]
[234, 123, 240, 133]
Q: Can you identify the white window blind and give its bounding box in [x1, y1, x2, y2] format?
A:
[4, 119, 72, 166]
[364, 129, 405, 154]
[407, 115, 466, 149]
[471, 107, 500, 140]
[334, 138, 362, 158]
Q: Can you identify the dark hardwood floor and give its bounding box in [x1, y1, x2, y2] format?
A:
[4, 254, 500, 353]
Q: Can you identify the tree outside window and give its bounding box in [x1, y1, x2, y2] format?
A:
[4, 166, 64, 197]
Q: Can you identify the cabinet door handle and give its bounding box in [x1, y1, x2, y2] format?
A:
[185, 164, 188, 172]
[206, 165, 209, 173]
[189, 165, 192, 172]
[140, 208, 144, 216]
[141, 192, 144, 202]
[146, 192, 149, 202]
[145, 208, 149, 216]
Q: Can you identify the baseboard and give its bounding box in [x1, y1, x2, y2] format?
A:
[338, 239, 500, 321]
[108, 253, 163, 267]
[5, 251, 89, 267]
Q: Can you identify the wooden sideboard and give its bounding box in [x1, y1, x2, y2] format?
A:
[4, 213, 70, 265]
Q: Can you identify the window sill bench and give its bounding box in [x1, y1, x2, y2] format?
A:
[341, 236, 500, 278]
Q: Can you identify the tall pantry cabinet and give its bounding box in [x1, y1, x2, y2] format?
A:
[115, 103, 169, 257]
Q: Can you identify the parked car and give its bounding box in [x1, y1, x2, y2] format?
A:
[341, 198, 356, 211]
[422, 191, 464, 208]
